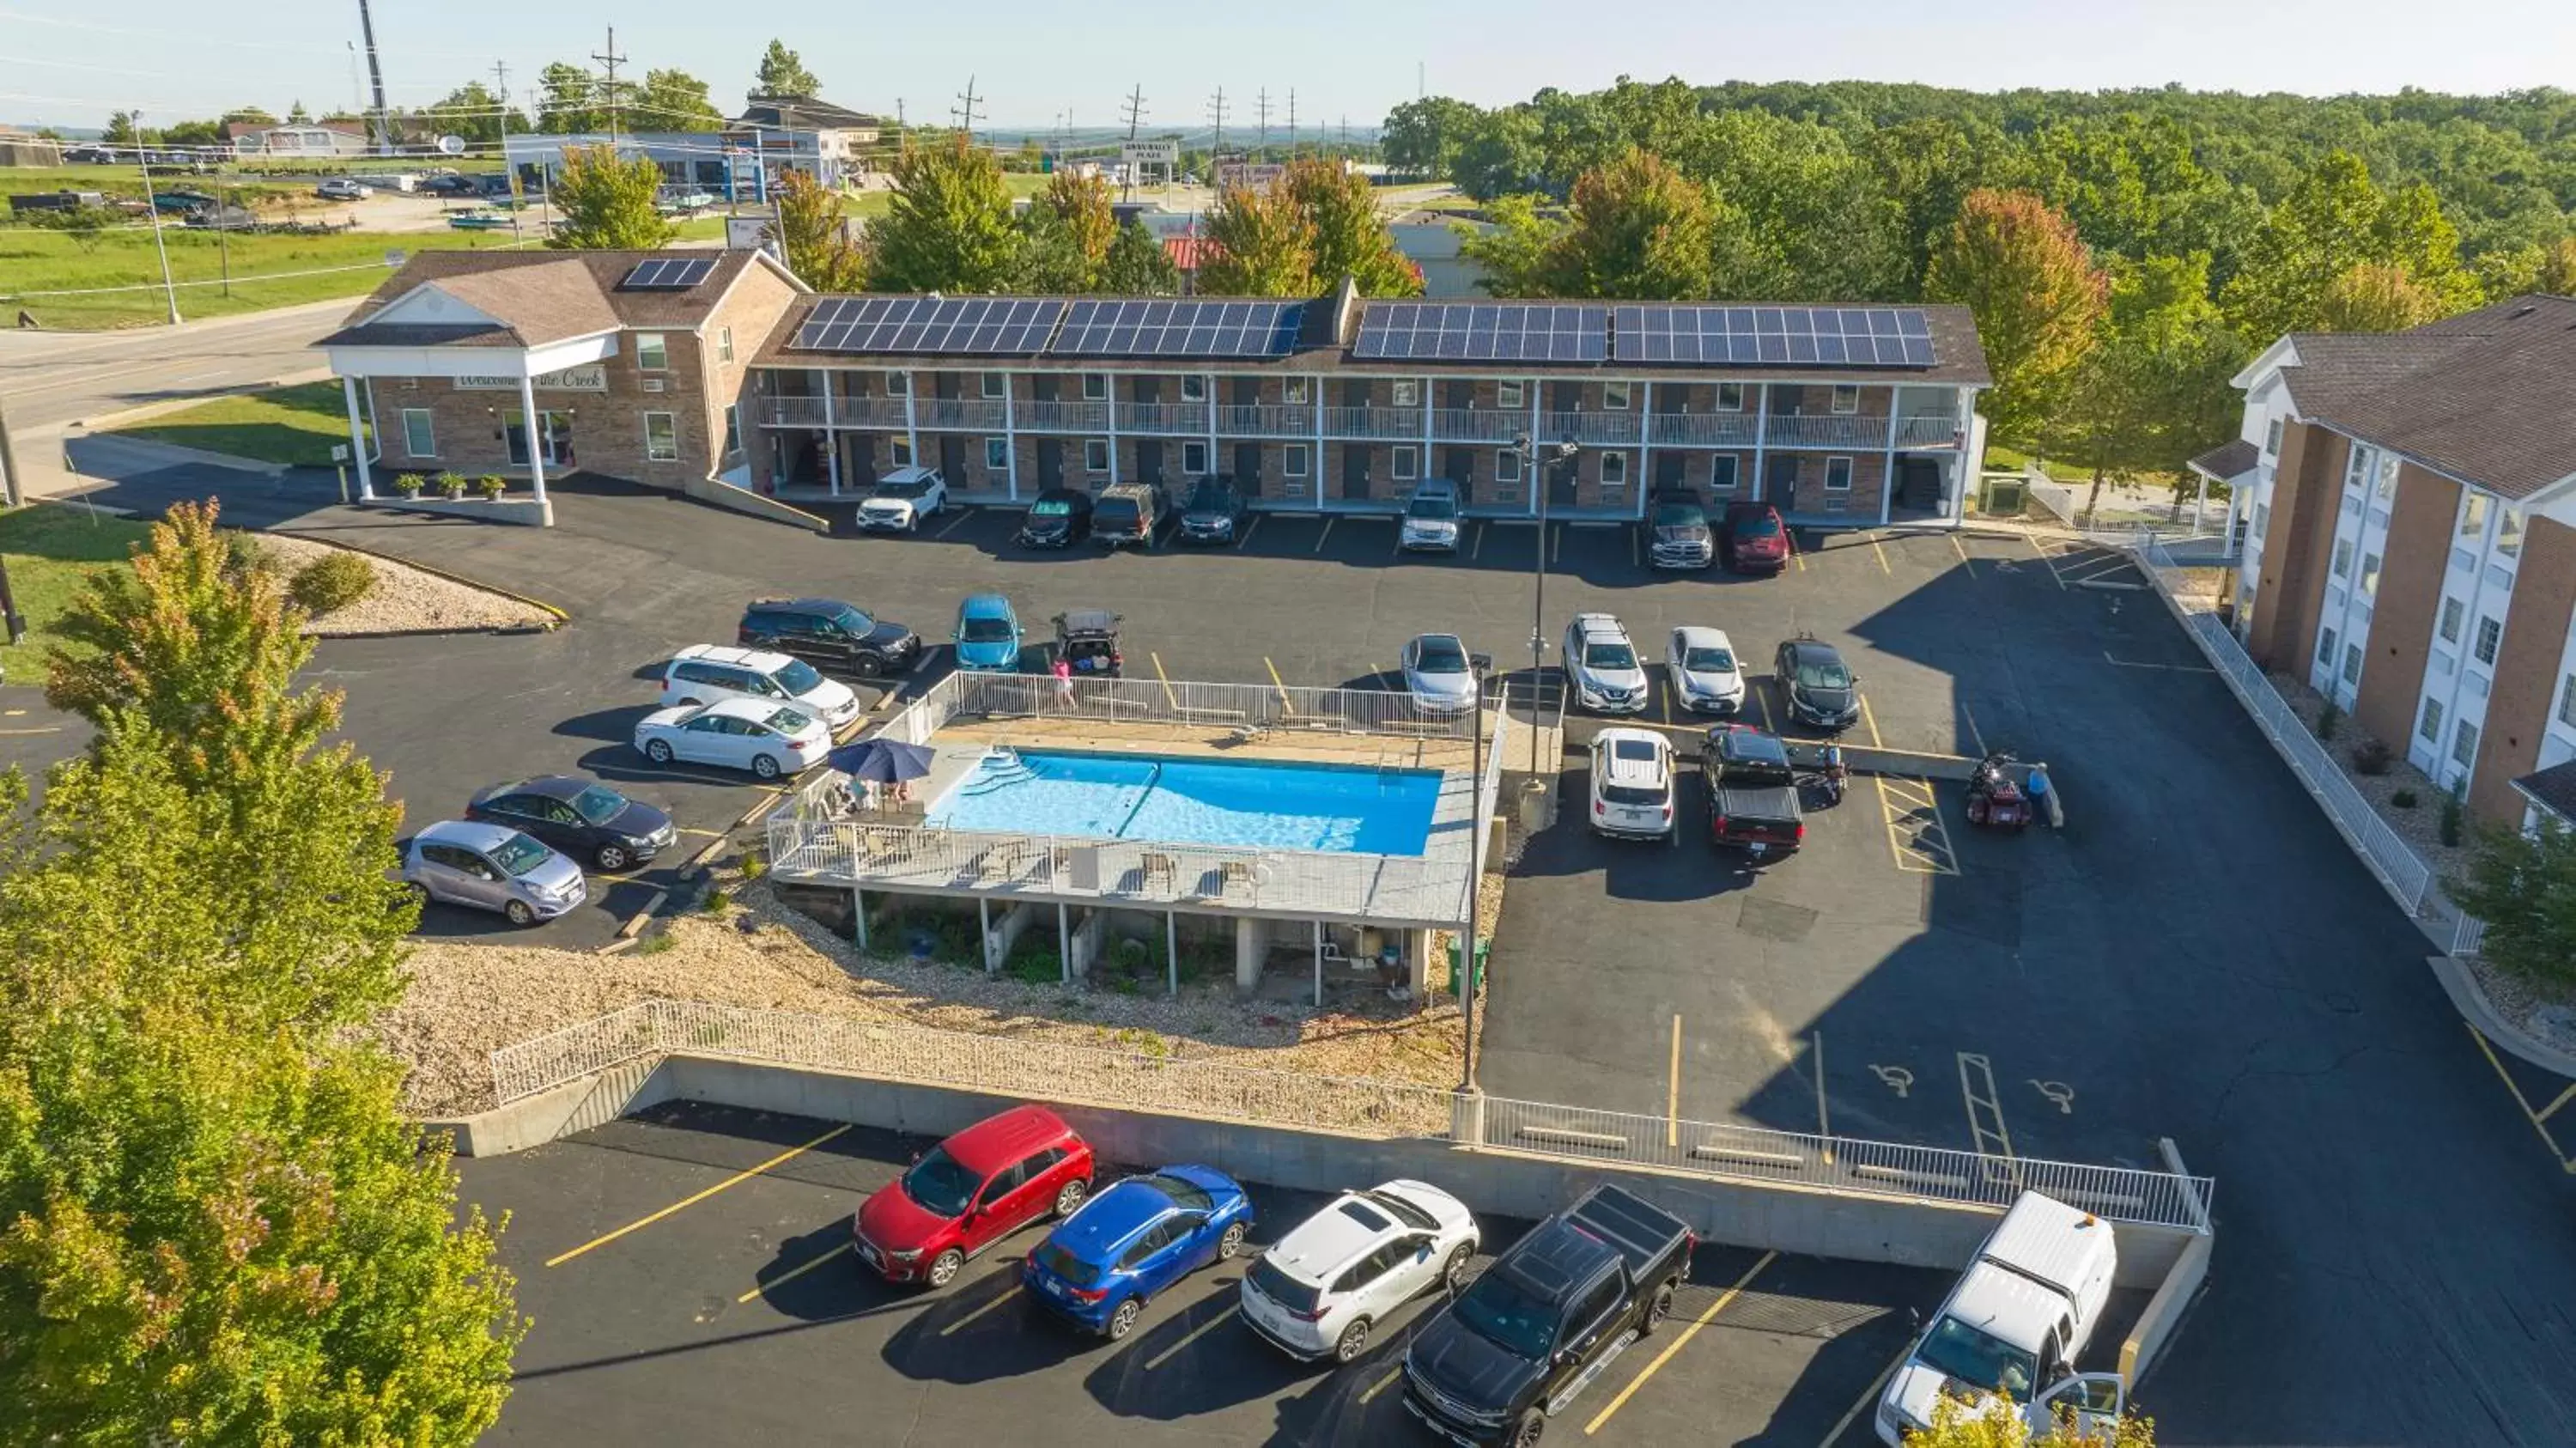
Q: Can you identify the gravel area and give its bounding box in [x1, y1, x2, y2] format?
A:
[256, 532, 552, 636]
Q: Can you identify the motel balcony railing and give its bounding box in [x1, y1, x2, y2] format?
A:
[1322, 406, 1427, 441]
[1537, 411, 1645, 447]
[916, 398, 1009, 430]
[1646, 412, 1762, 447]
[1431, 409, 1525, 443]
[1216, 403, 1316, 438]
[1011, 399, 1114, 432]
[1117, 402, 1214, 435]
[764, 396, 830, 428]
[1761, 414, 1890, 449]
[1894, 414, 1966, 448]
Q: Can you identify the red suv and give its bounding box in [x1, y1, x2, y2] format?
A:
[1722, 502, 1791, 574]
[854, 1105, 1095, 1288]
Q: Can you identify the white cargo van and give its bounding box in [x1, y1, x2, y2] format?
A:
[1876, 1190, 2129, 1444]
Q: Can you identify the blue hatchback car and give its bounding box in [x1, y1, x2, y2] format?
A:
[952, 593, 1024, 672]
[1021, 1165, 1255, 1340]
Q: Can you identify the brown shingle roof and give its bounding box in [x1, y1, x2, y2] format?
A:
[2512, 760, 2576, 827]
[337, 248, 771, 338]
[314, 321, 520, 349]
[2276, 296, 2576, 499]
[2188, 439, 2259, 481]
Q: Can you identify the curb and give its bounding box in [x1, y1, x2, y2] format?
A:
[2427, 953, 2576, 1078]
[309, 623, 554, 641]
[77, 368, 333, 435]
[282, 530, 569, 627]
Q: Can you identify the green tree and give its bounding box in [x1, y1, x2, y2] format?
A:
[1458, 192, 1563, 296]
[544, 144, 677, 250]
[2221, 151, 2476, 340]
[1926, 189, 2107, 445]
[285, 100, 311, 124]
[2317, 260, 2444, 332]
[1198, 183, 1318, 296]
[768, 169, 867, 289]
[1382, 96, 1487, 179]
[536, 62, 603, 134]
[219, 106, 278, 129]
[101, 111, 140, 145]
[2051, 252, 2246, 517]
[866, 137, 1021, 291]
[1100, 219, 1182, 294]
[633, 68, 724, 131]
[1450, 108, 1545, 202]
[1016, 170, 1117, 291]
[1282, 158, 1421, 295]
[2453, 821, 2576, 991]
[751, 39, 822, 100]
[1534, 147, 1716, 298]
[422, 81, 512, 145]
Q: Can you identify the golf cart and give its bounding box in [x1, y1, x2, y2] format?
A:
[1053, 608, 1124, 678]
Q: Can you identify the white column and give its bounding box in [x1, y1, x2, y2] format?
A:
[1527, 378, 1541, 517]
[1753, 384, 1772, 508]
[1421, 380, 1436, 506]
[1312, 918, 1324, 1007]
[1166, 910, 1179, 997]
[1002, 372, 1020, 500]
[1105, 379, 1121, 486]
[821, 370, 841, 496]
[341, 374, 375, 502]
[1204, 371, 1218, 479]
[1881, 388, 1902, 526]
[517, 371, 548, 505]
[1310, 376, 1327, 510]
[1638, 380, 1655, 519]
[901, 369, 920, 469]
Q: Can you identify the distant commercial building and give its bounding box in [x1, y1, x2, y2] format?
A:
[732, 98, 886, 189]
[501, 131, 737, 197]
[0, 127, 66, 167]
[226, 122, 369, 158]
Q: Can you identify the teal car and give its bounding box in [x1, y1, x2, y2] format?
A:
[952, 593, 1023, 672]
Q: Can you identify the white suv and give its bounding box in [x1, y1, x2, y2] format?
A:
[660, 645, 861, 731]
[1239, 1181, 1479, 1364]
[1563, 612, 1650, 715]
[857, 465, 948, 532]
[1589, 727, 1675, 838]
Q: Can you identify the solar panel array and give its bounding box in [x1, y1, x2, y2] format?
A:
[619, 256, 716, 290]
[1352, 302, 1608, 362]
[788, 296, 1067, 356]
[1610, 305, 1935, 367]
[1052, 299, 1305, 358]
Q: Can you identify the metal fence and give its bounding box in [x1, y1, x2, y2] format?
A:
[939, 670, 1480, 741]
[483, 1001, 2215, 1232]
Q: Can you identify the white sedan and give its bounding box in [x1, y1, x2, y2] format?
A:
[633, 697, 832, 779]
[1238, 1180, 1479, 1364]
[1667, 625, 1747, 716]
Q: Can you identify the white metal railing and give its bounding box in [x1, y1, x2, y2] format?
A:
[1893, 415, 1966, 448]
[766, 396, 829, 427]
[917, 398, 1007, 430]
[944, 670, 1478, 739]
[482, 1002, 2216, 1231]
[1117, 402, 1212, 435]
[1762, 414, 1886, 448]
[1647, 413, 1760, 447]
[1217, 403, 1313, 437]
[2451, 915, 2488, 959]
[1539, 411, 1644, 446]
[1013, 399, 1112, 432]
[1324, 405, 1425, 440]
[1434, 409, 1525, 443]
[831, 397, 911, 429]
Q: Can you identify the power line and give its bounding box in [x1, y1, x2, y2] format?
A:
[589, 25, 628, 142]
[1286, 88, 1297, 159]
[1119, 83, 1145, 202]
[1254, 88, 1270, 160]
[1207, 86, 1226, 162]
[951, 76, 984, 140]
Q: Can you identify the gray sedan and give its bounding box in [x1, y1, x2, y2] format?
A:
[401, 818, 587, 928]
[1400, 632, 1482, 715]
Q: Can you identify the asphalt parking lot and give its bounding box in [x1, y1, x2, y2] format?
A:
[459, 1099, 2008, 1447]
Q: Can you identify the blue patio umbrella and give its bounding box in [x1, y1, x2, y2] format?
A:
[826, 736, 935, 782]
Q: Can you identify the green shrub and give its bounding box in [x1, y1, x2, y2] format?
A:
[1003, 932, 1060, 983]
[635, 930, 677, 955]
[394, 472, 427, 497]
[2315, 699, 2342, 741]
[2350, 737, 2393, 776]
[437, 471, 468, 499]
[702, 885, 732, 914]
[2391, 788, 2419, 809]
[2439, 786, 2465, 848]
[740, 851, 767, 880]
[476, 473, 507, 500]
[286, 550, 376, 616]
[221, 530, 276, 581]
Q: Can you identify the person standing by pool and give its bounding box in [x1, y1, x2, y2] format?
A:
[1052, 654, 1075, 709]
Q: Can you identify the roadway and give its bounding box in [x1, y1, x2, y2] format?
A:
[0, 297, 344, 441]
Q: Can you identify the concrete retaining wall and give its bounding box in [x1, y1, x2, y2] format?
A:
[683, 477, 830, 532]
[376, 494, 555, 526]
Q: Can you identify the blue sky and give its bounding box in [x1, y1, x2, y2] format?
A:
[7, 0, 2575, 132]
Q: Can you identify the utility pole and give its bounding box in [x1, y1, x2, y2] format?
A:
[952, 76, 984, 141]
[494, 61, 522, 240]
[1286, 88, 1297, 159]
[1254, 88, 1270, 163]
[591, 26, 628, 142]
[135, 120, 179, 325]
[0, 392, 24, 509]
[1206, 86, 1226, 179]
[1119, 84, 1145, 203]
[896, 99, 908, 152]
[355, 0, 392, 155]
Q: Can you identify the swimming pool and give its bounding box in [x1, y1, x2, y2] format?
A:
[927, 749, 1443, 856]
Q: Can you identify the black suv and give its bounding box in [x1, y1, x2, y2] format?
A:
[736, 597, 921, 678]
[1177, 477, 1249, 545]
[1404, 1184, 1692, 1447]
[1094, 481, 1171, 549]
[1774, 635, 1860, 730]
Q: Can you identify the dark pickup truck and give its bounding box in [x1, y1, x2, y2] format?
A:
[1402, 1183, 1695, 1447]
[1703, 724, 1806, 859]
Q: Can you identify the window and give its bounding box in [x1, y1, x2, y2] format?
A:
[1716, 381, 1744, 412]
[2318, 625, 2339, 666]
[885, 369, 910, 396]
[2420, 696, 2445, 744]
[1084, 438, 1109, 472]
[635, 332, 668, 371]
[1284, 378, 1312, 405]
[1710, 455, 1740, 490]
[400, 408, 434, 457]
[1283, 443, 1309, 478]
[1825, 455, 1854, 490]
[2373, 453, 2399, 502]
[1564, 1275, 1623, 1341]
[890, 435, 914, 465]
[2498, 506, 2524, 560]
[2459, 491, 2488, 538]
[2254, 502, 2270, 536]
[1497, 380, 1524, 410]
[718, 325, 734, 363]
[643, 411, 678, 462]
[1182, 441, 1209, 474]
[981, 372, 1005, 399]
[2453, 719, 2482, 769]
[1392, 379, 1420, 407]
[2439, 597, 2465, 643]
[1082, 374, 1108, 401]
[1180, 374, 1206, 402]
[2264, 417, 2282, 455]
[2360, 551, 2381, 599]
[1496, 448, 1522, 483]
[985, 437, 1010, 471]
[2343, 443, 2372, 492]
[2561, 672, 2576, 728]
[1392, 445, 1419, 480]
[1601, 451, 1627, 485]
[720, 404, 741, 461]
[1831, 385, 1860, 415]
[1602, 380, 1631, 411]
[2342, 642, 2363, 684]
[2331, 538, 2354, 579]
[2475, 616, 2502, 665]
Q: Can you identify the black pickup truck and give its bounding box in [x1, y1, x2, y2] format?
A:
[1402, 1183, 1695, 1447]
[1703, 724, 1806, 859]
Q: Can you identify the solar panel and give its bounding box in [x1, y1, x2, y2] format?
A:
[1049, 299, 1304, 357]
[1351, 301, 1608, 362]
[619, 256, 716, 290]
[784, 296, 1067, 356]
[1609, 305, 1935, 368]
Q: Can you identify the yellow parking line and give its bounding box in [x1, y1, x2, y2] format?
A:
[1667, 1014, 1683, 1149]
[1551, 524, 1563, 564]
[2025, 532, 2068, 589]
[0, 726, 64, 736]
[1314, 516, 1338, 554]
[1471, 522, 1486, 559]
[1752, 683, 1776, 733]
[939, 1276, 1028, 1335]
[674, 826, 728, 839]
[1151, 650, 1176, 709]
[1238, 514, 1264, 550]
[1819, 1344, 1913, 1446]
[1868, 532, 1892, 575]
[1859, 695, 1886, 750]
[1360, 1365, 1405, 1404]
[1265, 656, 1291, 708]
[545, 1124, 851, 1268]
[2466, 1024, 2576, 1171]
[1959, 699, 1987, 757]
[1582, 1251, 1777, 1434]
[738, 1240, 854, 1304]
[933, 508, 975, 539]
[1144, 1303, 1239, 1369]
[1951, 532, 1973, 575]
[2537, 1078, 2576, 1125]
[1789, 531, 1807, 573]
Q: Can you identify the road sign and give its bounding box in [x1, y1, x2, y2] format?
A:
[1121, 140, 1179, 167]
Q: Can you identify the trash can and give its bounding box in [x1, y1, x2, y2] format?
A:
[1446, 938, 1490, 995]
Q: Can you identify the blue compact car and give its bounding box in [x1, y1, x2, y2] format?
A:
[952, 593, 1024, 673]
[1021, 1166, 1255, 1340]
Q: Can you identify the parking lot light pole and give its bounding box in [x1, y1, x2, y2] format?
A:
[1522, 435, 1578, 775]
[1460, 654, 1491, 1093]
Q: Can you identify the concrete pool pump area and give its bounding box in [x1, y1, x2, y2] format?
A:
[762, 672, 1508, 1004]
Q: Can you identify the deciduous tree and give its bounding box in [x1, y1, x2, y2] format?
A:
[2050, 253, 2245, 517]
[1926, 190, 2107, 445]
[1281, 158, 1421, 296]
[1458, 192, 1562, 296]
[1197, 183, 1317, 297]
[2453, 821, 2576, 991]
[1015, 171, 1117, 292]
[866, 137, 1021, 292]
[1900, 1389, 2158, 1447]
[2221, 150, 2476, 340]
[751, 39, 822, 101]
[1099, 218, 1182, 295]
[632, 68, 724, 131]
[2317, 260, 2444, 332]
[542, 144, 677, 249]
[769, 169, 867, 290]
[535, 62, 604, 134]
[1534, 147, 1716, 298]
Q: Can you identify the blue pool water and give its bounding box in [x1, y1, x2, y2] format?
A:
[927, 749, 1442, 856]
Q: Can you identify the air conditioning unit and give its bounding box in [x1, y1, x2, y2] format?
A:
[641, 378, 666, 392]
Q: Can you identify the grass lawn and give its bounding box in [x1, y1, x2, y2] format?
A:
[0, 227, 543, 331]
[111, 382, 364, 467]
[0, 504, 154, 668]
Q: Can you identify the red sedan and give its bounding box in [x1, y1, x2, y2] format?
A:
[854, 1104, 1095, 1288]
[1722, 502, 1792, 574]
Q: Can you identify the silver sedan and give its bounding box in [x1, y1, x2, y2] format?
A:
[1400, 633, 1481, 715]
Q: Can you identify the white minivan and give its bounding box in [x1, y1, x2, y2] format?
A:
[1877, 1190, 2128, 1444]
[660, 644, 862, 732]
